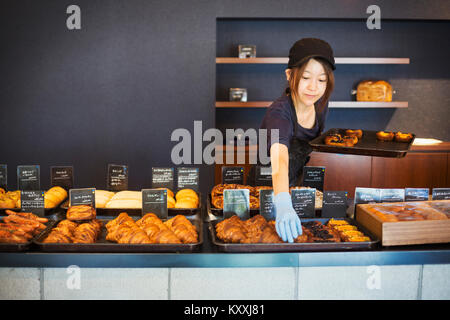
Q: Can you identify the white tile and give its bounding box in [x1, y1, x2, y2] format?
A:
[421, 264, 450, 300]
[170, 267, 297, 300]
[0, 268, 41, 300]
[298, 265, 421, 300]
[43, 268, 169, 300]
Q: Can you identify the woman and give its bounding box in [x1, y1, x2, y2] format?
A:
[260, 38, 335, 243]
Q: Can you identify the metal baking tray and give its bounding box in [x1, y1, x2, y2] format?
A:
[310, 128, 415, 158]
[209, 217, 379, 252]
[61, 193, 202, 217]
[0, 217, 57, 252]
[34, 215, 203, 253]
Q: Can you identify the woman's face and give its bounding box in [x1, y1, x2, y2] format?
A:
[286, 58, 328, 107]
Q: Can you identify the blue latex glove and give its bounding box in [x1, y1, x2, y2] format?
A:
[273, 192, 302, 243]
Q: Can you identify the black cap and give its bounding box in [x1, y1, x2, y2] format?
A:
[287, 38, 335, 70]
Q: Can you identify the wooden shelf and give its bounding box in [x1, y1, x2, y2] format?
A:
[216, 101, 409, 108]
[216, 57, 410, 64]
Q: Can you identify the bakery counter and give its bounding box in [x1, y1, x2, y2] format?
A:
[1, 222, 449, 268]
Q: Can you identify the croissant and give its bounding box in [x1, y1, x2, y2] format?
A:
[67, 205, 96, 221]
[153, 229, 182, 244]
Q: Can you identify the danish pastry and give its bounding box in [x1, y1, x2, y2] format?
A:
[376, 131, 395, 141]
[394, 132, 413, 143]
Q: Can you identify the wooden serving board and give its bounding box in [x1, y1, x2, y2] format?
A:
[356, 200, 450, 246]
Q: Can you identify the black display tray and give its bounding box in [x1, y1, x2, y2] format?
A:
[309, 128, 415, 158]
[209, 217, 379, 253]
[61, 193, 202, 217]
[0, 217, 57, 252]
[34, 215, 203, 253]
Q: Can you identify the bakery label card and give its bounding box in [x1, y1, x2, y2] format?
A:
[259, 189, 275, 220]
[20, 190, 45, 217]
[255, 166, 272, 186]
[302, 166, 325, 192]
[354, 187, 381, 204]
[177, 167, 199, 192]
[291, 189, 315, 218]
[142, 189, 168, 219]
[322, 191, 348, 218]
[222, 166, 244, 185]
[0, 165, 7, 190]
[17, 165, 40, 191]
[380, 189, 405, 203]
[432, 188, 450, 200]
[107, 164, 129, 191]
[152, 167, 174, 191]
[69, 188, 96, 207]
[223, 189, 250, 220]
[51, 166, 74, 190]
[405, 188, 429, 201]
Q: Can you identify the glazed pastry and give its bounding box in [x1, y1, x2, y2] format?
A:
[66, 205, 96, 221]
[394, 132, 413, 143]
[376, 131, 395, 141]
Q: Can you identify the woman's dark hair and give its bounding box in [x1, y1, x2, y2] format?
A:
[285, 57, 335, 114]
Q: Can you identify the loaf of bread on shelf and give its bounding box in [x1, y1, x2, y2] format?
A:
[66, 205, 96, 221]
[105, 199, 142, 209]
[356, 80, 392, 102]
[45, 186, 68, 209]
[95, 190, 115, 208]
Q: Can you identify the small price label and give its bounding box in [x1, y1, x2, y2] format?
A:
[20, 190, 45, 217]
[405, 188, 429, 202]
[222, 166, 244, 185]
[177, 167, 199, 192]
[223, 189, 250, 219]
[432, 188, 450, 200]
[69, 188, 96, 207]
[302, 166, 325, 192]
[291, 189, 315, 218]
[0, 165, 7, 190]
[107, 164, 129, 191]
[354, 187, 381, 205]
[380, 189, 405, 203]
[259, 189, 275, 220]
[17, 165, 40, 191]
[322, 191, 348, 218]
[142, 189, 168, 219]
[51, 166, 74, 190]
[152, 168, 174, 191]
[255, 166, 272, 186]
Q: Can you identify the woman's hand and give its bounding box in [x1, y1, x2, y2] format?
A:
[273, 192, 302, 243]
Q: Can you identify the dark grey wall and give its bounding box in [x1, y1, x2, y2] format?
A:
[0, 1, 449, 192]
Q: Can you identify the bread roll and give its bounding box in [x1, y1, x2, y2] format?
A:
[176, 189, 198, 201]
[105, 199, 142, 209]
[110, 191, 142, 201]
[45, 186, 68, 209]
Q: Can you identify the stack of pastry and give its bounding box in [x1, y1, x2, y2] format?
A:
[106, 212, 198, 244]
[0, 210, 48, 243]
[326, 218, 370, 242]
[365, 202, 448, 222]
[211, 184, 268, 210]
[43, 219, 102, 244]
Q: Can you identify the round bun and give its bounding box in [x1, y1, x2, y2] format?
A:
[394, 132, 413, 143]
[176, 189, 198, 201]
[175, 198, 198, 209]
[376, 131, 394, 141]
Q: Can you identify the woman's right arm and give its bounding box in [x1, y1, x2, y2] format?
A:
[270, 143, 290, 195]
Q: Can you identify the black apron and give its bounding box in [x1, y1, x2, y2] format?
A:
[247, 95, 315, 187]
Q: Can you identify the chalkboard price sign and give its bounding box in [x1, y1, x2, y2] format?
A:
[69, 188, 96, 207]
[20, 190, 45, 217]
[222, 166, 244, 185]
[322, 191, 348, 218]
[259, 189, 275, 220]
[0, 165, 7, 190]
[223, 189, 250, 220]
[17, 165, 40, 191]
[107, 164, 129, 191]
[152, 168, 174, 191]
[51, 166, 74, 190]
[291, 189, 315, 218]
[302, 166, 325, 191]
[177, 167, 199, 192]
[142, 189, 168, 219]
[255, 166, 272, 186]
